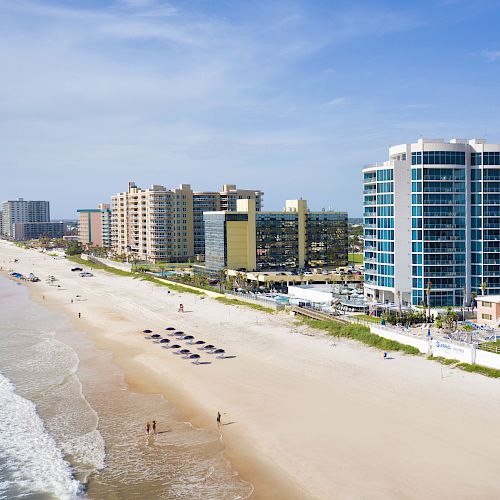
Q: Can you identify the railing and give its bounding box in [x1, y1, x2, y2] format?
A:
[225, 291, 285, 310]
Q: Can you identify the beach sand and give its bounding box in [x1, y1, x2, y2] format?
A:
[2, 240, 500, 499]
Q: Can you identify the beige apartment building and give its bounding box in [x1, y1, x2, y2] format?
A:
[476, 295, 500, 327]
[112, 182, 263, 262]
[112, 182, 194, 262]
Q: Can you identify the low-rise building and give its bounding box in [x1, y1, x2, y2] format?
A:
[204, 199, 348, 273]
[476, 295, 500, 327]
[77, 204, 112, 247]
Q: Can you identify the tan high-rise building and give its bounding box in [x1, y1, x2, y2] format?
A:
[111, 182, 194, 262]
[111, 182, 263, 262]
[193, 184, 263, 256]
[204, 199, 348, 273]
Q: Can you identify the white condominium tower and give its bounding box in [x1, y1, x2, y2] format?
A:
[1, 198, 50, 237]
[363, 138, 500, 307]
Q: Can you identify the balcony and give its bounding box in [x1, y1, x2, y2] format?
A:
[424, 235, 464, 241]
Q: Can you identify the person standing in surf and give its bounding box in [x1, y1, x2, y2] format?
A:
[145, 422, 151, 435]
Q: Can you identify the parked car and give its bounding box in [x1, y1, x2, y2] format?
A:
[80, 272, 93, 277]
[71, 267, 83, 272]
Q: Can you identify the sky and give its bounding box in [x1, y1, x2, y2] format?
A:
[2, 0, 500, 218]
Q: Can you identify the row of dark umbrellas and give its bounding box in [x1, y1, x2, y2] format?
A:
[142, 327, 229, 362]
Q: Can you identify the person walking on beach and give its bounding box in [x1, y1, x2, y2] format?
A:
[78, 312, 81, 319]
[178, 303, 184, 313]
[152, 420, 157, 434]
[217, 412, 221, 426]
[145, 422, 151, 435]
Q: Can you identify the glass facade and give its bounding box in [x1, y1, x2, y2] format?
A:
[363, 169, 395, 290]
[306, 213, 348, 268]
[256, 213, 300, 270]
[203, 213, 228, 272]
[365, 140, 500, 307]
[471, 155, 500, 296]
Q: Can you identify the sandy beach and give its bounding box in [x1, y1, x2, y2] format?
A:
[1, 240, 500, 500]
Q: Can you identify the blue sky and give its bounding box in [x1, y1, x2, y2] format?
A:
[2, 0, 500, 217]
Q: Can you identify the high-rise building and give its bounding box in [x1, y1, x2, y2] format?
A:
[111, 182, 194, 262]
[2, 198, 50, 237]
[363, 138, 500, 307]
[12, 222, 65, 241]
[77, 204, 112, 247]
[192, 185, 263, 257]
[111, 182, 263, 262]
[204, 199, 347, 273]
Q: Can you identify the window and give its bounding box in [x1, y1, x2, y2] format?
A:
[482, 301, 492, 308]
[481, 313, 492, 320]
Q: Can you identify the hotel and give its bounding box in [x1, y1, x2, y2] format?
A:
[2, 198, 50, 238]
[77, 204, 112, 248]
[363, 138, 500, 307]
[204, 199, 348, 273]
[111, 182, 263, 262]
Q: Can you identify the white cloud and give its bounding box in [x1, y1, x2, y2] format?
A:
[483, 50, 500, 62]
[323, 97, 350, 107]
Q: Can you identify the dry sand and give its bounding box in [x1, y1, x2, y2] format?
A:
[2, 240, 500, 500]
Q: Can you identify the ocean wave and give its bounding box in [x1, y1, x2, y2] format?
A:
[0, 371, 82, 499]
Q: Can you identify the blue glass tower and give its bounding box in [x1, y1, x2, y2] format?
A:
[363, 138, 500, 307]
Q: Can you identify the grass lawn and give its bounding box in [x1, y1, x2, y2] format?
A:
[353, 314, 382, 324]
[67, 255, 131, 277]
[348, 253, 363, 264]
[299, 317, 420, 355]
[428, 355, 500, 378]
[215, 296, 274, 313]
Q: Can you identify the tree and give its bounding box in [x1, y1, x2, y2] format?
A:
[443, 307, 458, 331]
[65, 241, 83, 256]
[480, 281, 487, 296]
[471, 292, 477, 314]
[396, 290, 402, 318]
[426, 281, 432, 322]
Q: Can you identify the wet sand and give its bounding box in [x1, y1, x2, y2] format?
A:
[2, 241, 500, 499]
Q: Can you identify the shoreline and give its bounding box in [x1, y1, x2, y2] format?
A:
[2, 241, 500, 499]
[1, 247, 309, 499]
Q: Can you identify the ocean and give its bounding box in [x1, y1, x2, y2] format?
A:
[0, 276, 253, 499]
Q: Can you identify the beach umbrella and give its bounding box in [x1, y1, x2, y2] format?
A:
[151, 334, 161, 338]
[189, 354, 200, 359]
[165, 327, 175, 331]
[160, 338, 170, 343]
[183, 335, 194, 340]
[143, 329, 152, 333]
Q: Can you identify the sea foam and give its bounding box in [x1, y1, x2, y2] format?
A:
[0, 371, 82, 499]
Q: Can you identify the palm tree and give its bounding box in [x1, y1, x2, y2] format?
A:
[396, 290, 402, 318]
[462, 285, 467, 321]
[471, 292, 477, 314]
[426, 281, 432, 322]
[480, 281, 487, 297]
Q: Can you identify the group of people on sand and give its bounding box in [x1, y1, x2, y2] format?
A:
[145, 420, 157, 435]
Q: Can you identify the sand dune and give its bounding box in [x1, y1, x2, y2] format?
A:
[1, 240, 500, 499]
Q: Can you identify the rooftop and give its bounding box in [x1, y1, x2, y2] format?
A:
[476, 295, 500, 303]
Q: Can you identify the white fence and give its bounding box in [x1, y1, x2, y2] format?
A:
[431, 339, 474, 364]
[348, 318, 500, 371]
[81, 254, 132, 272]
[370, 325, 430, 354]
[475, 349, 500, 370]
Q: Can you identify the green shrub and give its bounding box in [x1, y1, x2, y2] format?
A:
[300, 318, 420, 354]
[215, 296, 274, 313]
